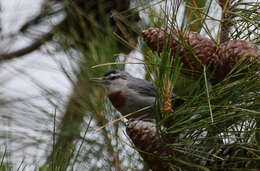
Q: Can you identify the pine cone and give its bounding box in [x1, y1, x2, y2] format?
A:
[142, 27, 219, 76]
[142, 27, 170, 53]
[214, 40, 259, 83]
[126, 119, 170, 171]
[183, 31, 219, 71]
[126, 119, 260, 170]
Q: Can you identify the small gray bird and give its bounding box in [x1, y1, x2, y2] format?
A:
[90, 70, 156, 119]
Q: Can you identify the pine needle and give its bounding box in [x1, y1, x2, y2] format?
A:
[96, 105, 152, 131]
[203, 66, 214, 123]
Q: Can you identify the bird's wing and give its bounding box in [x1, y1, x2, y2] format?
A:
[127, 78, 156, 97]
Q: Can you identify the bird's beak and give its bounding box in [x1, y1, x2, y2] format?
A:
[89, 77, 106, 84]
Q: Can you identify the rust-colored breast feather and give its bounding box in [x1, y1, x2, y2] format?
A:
[108, 91, 126, 109]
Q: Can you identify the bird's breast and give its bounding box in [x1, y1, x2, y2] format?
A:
[108, 91, 126, 110]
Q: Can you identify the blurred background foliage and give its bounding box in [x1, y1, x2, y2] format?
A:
[0, 0, 259, 170]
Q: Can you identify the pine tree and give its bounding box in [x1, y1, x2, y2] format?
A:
[0, 0, 259, 170]
[128, 0, 260, 170]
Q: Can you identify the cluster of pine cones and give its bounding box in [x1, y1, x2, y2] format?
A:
[142, 27, 259, 83]
[125, 27, 260, 170]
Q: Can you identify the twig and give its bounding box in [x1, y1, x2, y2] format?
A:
[96, 105, 152, 131]
[0, 31, 53, 61]
[218, 0, 233, 43]
[113, 152, 121, 171]
[0, 18, 66, 61]
[20, 0, 62, 33]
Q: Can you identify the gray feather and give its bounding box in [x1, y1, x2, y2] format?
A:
[127, 77, 156, 97]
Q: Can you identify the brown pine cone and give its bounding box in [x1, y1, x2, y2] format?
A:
[183, 31, 219, 71]
[214, 40, 259, 83]
[126, 119, 170, 171]
[142, 27, 219, 76]
[126, 119, 260, 170]
[142, 27, 170, 53]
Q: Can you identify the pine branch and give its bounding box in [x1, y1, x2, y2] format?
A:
[46, 76, 88, 169]
[0, 31, 53, 61]
[19, 1, 62, 33]
[45, 0, 138, 169]
[113, 152, 121, 171]
[140, 2, 260, 168]
[218, 0, 234, 43]
[0, 1, 63, 61]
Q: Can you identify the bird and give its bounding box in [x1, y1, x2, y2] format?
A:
[90, 70, 157, 119]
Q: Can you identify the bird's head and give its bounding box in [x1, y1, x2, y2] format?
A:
[90, 70, 130, 93]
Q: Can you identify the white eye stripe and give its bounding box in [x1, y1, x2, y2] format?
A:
[110, 73, 119, 77]
[105, 73, 121, 80]
[108, 74, 120, 79]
